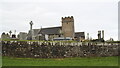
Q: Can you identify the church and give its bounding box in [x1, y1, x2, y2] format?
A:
[20, 16, 85, 41]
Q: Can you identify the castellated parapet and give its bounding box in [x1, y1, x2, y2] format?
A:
[62, 16, 74, 23]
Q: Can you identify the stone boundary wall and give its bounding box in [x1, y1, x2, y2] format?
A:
[1, 41, 120, 58]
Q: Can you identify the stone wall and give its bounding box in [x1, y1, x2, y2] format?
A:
[1, 41, 119, 58]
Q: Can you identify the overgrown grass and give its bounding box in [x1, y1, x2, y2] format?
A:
[1, 39, 78, 43]
[1, 39, 120, 44]
[2, 56, 118, 66]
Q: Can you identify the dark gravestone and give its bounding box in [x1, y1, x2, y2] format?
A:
[12, 34, 16, 38]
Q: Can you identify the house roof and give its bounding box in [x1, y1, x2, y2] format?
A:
[38, 26, 62, 35]
[32, 29, 41, 36]
[27, 29, 40, 36]
[75, 32, 85, 37]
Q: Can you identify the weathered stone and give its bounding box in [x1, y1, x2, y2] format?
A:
[2, 41, 119, 58]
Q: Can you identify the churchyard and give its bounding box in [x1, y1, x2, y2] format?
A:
[1, 39, 119, 66]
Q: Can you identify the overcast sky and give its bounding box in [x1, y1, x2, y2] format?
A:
[0, 0, 119, 40]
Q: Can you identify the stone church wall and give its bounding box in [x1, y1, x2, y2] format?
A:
[62, 16, 75, 39]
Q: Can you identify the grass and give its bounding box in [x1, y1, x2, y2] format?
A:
[2, 56, 118, 66]
[1, 39, 78, 43]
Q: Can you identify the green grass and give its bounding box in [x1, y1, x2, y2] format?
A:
[2, 38, 80, 42]
[2, 56, 118, 66]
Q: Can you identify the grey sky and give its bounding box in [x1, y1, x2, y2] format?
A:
[0, 0, 119, 40]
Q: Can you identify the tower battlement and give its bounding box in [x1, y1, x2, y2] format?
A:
[61, 16, 75, 39]
[62, 16, 74, 23]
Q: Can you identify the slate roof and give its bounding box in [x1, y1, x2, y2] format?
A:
[32, 29, 41, 36]
[38, 26, 62, 35]
[75, 32, 85, 37]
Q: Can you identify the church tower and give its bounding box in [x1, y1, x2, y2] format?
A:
[61, 16, 75, 39]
